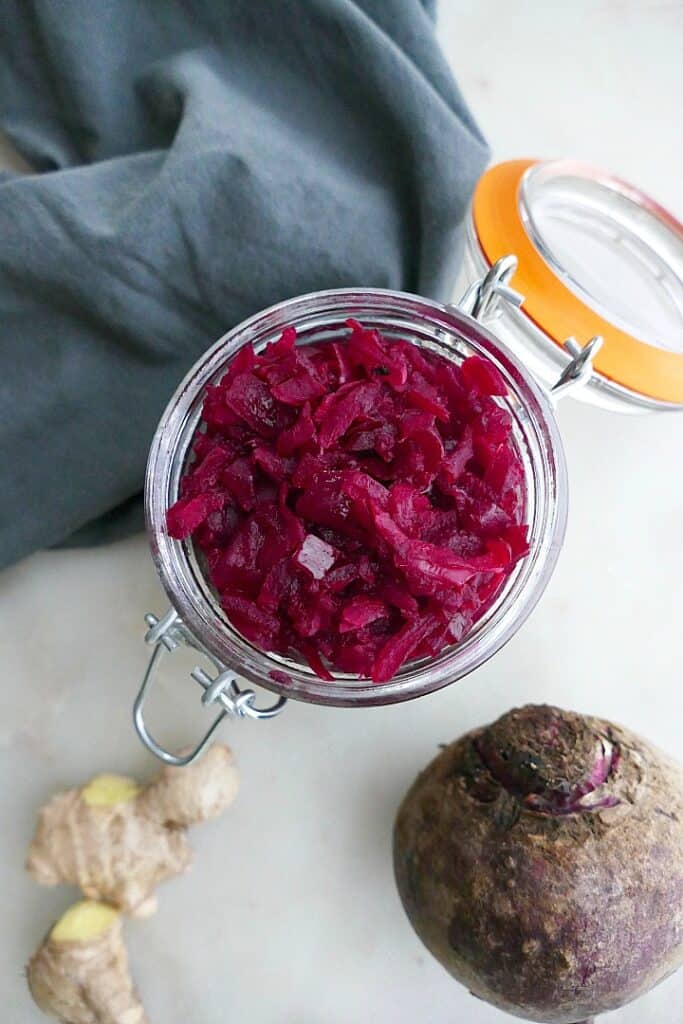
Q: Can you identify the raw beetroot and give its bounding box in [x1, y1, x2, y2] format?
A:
[394, 705, 683, 1023]
[166, 320, 529, 682]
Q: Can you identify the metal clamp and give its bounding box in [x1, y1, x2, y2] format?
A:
[458, 254, 603, 403]
[457, 254, 524, 320]
[133, 609, 287, 766]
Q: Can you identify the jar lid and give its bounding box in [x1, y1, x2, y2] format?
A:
[472, 159, 683, 407]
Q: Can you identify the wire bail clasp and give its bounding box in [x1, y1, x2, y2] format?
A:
[458, 255, 524, 321]
[133, 609, 287, 767]
[458, 254, 602, 403]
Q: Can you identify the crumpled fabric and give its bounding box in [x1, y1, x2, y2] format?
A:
[0, 0, 488, 566]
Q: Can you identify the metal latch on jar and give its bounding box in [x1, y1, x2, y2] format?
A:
[455, 254, 604, 401]
[133, 608, 287, 766]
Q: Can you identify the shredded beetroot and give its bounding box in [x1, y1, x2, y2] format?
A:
[167, 320, 530, 683]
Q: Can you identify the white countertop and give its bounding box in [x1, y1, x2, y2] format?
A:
[2, 4, 682, 1022]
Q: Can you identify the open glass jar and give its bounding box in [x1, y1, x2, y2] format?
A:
[134, 158, 683, 765]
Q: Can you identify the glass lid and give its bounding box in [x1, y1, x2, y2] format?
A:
[471, 159, 683, 409]
[520, 162, 683, 354]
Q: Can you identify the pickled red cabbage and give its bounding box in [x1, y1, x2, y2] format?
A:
[167, 321, 529, 683]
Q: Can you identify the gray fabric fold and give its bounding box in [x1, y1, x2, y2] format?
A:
[0, 0, 488, 567]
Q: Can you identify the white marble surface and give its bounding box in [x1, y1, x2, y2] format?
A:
[2, 3, 682, 1022]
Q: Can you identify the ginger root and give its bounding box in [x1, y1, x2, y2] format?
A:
[27, 900, 148, 1024]
[27, 744, 238, 917]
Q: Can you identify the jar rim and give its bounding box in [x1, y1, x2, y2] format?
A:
[145, 288, 568, 708]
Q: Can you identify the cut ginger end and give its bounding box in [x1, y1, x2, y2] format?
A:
[51, 901, 119, 943]
[81, 774, 141, 807]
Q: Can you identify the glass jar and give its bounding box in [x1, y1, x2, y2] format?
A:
[136, 287, 568, 763]
[134, 157, 682, 765]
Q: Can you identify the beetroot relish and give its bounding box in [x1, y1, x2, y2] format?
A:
[166, 321, 530, 683]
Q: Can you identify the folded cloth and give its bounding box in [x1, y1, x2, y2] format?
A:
[0, 0, 488, 567]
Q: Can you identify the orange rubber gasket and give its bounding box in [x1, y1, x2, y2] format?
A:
[472, 159, 683, 404]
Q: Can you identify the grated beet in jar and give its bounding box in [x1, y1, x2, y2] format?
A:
[141, 288, 566, 727]
[166, 320, 530, 683]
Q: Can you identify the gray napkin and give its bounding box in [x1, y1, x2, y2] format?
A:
[0, 0, 488, 567]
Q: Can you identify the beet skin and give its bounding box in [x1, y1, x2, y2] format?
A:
[394, 705, 683, 1023]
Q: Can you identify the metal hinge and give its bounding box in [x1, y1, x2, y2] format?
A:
[456, 255, 603, 402]
[133, 608, 287, 766]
